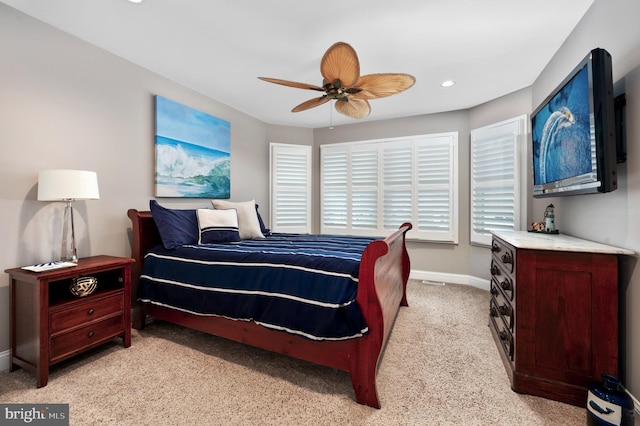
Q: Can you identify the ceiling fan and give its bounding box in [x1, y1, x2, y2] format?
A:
[258, 42, 416, 119]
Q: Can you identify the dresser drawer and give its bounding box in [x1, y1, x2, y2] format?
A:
[490, 299, 514, 362]
[50, 293, 124, 335]
[50, 315, 124, 363]
[491, 238, 515, 275]
[494, 275, 514, 301]
[490, 279, 514, 330]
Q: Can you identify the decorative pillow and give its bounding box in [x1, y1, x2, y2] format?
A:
[196, 209, 241, 244]
[255, 204, 271, 236]
[149, 200, 199, 249]
[211, 199, 265, 239]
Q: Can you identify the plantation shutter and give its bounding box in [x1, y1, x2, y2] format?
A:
[321, 147, 349, 229]
[320, 132, 458, 242]
[382, 142, 413, 230]
[415, 135, 457, 241]
[470, 116, 526, 246]
[351, 145, 379, 230]
[270, 143, 311, 233]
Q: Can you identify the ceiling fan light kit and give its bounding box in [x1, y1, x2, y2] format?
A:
[259, 42, 415, 119]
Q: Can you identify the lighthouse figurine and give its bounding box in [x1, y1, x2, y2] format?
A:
[544, 204, 555, 233]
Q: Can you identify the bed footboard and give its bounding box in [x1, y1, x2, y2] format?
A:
[350, 222, 412, 408]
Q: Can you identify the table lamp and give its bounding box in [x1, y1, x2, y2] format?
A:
[37, 169, 100, 262]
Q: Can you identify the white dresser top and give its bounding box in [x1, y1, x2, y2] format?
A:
[491, 230, 634, 255]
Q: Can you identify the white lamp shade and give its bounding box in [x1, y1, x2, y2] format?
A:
[37, 169, 100, 201]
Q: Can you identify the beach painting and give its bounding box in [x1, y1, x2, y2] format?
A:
[154, 95, 230, 198]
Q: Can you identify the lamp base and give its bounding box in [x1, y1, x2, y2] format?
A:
[61, 200, 78, 263]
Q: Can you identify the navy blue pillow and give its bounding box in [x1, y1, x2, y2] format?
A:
[255, 204, 271, 236]
[149, 200, 199, 249]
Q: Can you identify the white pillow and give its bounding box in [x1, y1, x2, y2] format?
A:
[196, 208, 241, 244]
[211, 199, 265, 239]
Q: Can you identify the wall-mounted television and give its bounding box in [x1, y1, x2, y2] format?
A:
[531, 48, 617, 198]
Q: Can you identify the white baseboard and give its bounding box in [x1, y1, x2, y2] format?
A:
[410, 269, 490, 292]
[0, 349, 10, 372]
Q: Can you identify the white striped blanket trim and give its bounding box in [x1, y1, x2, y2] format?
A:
[145, 252, 360, 283]
[138, 298, 368, 341]
[140, 274, 358, 308]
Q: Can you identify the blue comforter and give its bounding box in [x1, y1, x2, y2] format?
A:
[138, 233, 376, 340]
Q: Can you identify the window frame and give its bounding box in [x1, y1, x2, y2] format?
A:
[470, 115, 527, 246]
[320, 132, 458, 242]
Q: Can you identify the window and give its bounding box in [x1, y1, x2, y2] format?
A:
[320, 133, 458, 242]
[269, 143, 312, 233]
[470, 115, 526, 246]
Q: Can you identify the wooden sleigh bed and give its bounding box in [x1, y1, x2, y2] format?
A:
[127, 209, 411, 408]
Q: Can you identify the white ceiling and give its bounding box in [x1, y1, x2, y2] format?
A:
[3, 0, 595, 128]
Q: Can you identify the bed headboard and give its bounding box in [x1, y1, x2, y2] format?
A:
[127, 209, 161, 312]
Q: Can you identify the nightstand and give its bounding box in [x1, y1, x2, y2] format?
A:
[5, 255, 134, 387]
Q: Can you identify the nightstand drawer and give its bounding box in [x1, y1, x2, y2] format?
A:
[50, 315, 124, 363]
[50, 293, 124, 335]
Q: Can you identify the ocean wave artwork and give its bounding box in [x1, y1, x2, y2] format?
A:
[155, 96, 231, 198]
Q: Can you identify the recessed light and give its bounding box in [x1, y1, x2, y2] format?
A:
[126, 0, 143, 4]
[441, 80, 455, 87]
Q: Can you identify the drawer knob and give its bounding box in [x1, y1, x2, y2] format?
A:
[490, 265, 501, 276]
[87, 331, 94, 338]
[87, 309, 95, 315]
[491, 243, 501, 253]
[499, 330, 509, 341]
[490, 286, 499, 296]
[501, 252, 513, 265]
[498, 304, 512, 316]
[490, 306, 498, 317]
[500, 279, 512, 291]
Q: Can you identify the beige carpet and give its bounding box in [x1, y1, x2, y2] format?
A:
[0, 280, 586, 425]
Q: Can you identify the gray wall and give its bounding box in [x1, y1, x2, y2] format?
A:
[529, 0, 640, 396]
[2, 0, 639, 400]
[0, 4, 278, 353]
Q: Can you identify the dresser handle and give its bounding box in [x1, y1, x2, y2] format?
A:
[87, 309, 95, 315]
[490, 286, 499, 296]
[500, 278, 512, 291]
[87, 331, 94, 338]
[491, 243, 501, 253]
[501, 252, 513, 265]
[490, 265, 501, 276]
[499, 331, 509, 341]
[490, 306, 498, 317]
[498, 304, 512, 316]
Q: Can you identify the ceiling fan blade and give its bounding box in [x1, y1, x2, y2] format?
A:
[335, 98, 370, 119]
[320, 42, 360, 87]
[292, 96, 331, 112]
[258, 77, 324, 91]
[351, 73, 416, 99]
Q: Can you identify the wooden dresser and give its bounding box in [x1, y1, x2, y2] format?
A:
[489, 231, 633, 407]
